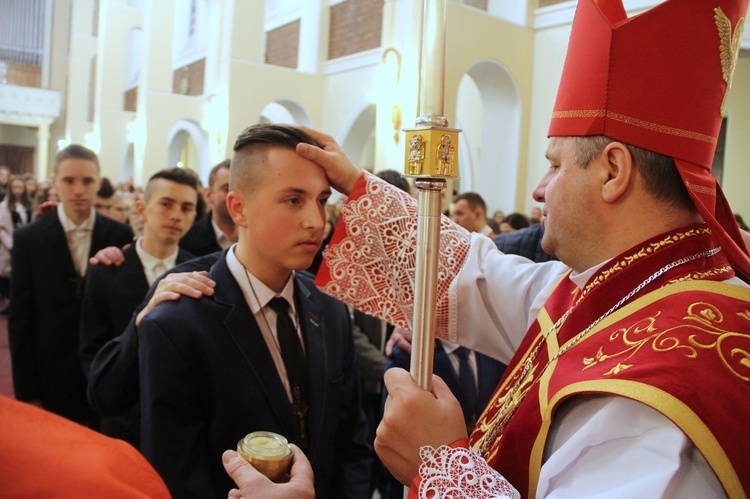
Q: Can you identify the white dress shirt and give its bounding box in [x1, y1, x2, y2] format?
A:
[226, 245, 303, 402]
[135, 237, 179, 286]
[57, 204, 95, 277]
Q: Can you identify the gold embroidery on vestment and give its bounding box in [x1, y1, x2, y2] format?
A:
[580, 301, 750, 382]
[714, 8, 745, 114]
[582, 228, 712, 297]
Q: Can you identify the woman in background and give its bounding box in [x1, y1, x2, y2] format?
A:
[0, 176, 31, 312]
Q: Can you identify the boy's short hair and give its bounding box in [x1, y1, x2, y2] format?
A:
[54, 144, 100, 173]
[230, 124, 319, 192]
[144, 167, 200, 201]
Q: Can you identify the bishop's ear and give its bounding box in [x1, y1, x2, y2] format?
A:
[600, 141, 633, 204]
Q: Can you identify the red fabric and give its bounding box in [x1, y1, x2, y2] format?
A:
[548, 0, 750, 281]
[470, 227, 749, 497]
[0, 395, 170, 498]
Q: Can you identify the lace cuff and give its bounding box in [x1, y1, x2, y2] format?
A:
[412, 441, 520, 499]
[315, 172, 470, 337]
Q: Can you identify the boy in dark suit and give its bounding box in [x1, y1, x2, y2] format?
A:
[9, 144, 133, 425]
[139, 124, 371, 498]
[80, 167, 200, 446]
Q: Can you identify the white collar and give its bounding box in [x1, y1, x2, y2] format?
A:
[569, 259, 611, 290]
[440, 339, 460, 355]
[135, 237, 180, 272]
[225, 244, 296, 315]
[211, 217, 232, 243]
[57, 203, 95, 232]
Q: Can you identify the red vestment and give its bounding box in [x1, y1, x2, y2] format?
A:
[469, 226, 750, 497]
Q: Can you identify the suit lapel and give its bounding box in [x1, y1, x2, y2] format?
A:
[211, 258, 298, 435]
[89, 214, 109, 258]
[435, 343, 464, 405]
[293, 276, 325, 456]
[119, 245, 149, 293]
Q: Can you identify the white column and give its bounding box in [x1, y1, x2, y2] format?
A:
[37, 122, 51, 180]
[297, 0, 324, 74]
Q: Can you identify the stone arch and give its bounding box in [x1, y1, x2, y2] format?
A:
[166, 119, 210, 179]
[259, 99, 313, 126]
[456, 59, 521, 214]
[340, 102, 376, 171]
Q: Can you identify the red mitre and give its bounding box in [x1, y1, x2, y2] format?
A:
[548, 0, 750, 281]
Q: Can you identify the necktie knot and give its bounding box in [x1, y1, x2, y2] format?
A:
[268, 297, 290, 316]
[152, 261, 167, 277]
[456, 346, 470, 361]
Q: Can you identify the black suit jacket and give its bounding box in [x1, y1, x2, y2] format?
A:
[79, 244, 193, 446]
[492, 223, 557, 263]
[87, 252, 220, 419]
[179, 213, 223, 256]
[80, 244, 195, 375]
[8, 211, 132, 423]
[139, 255, 372, 498]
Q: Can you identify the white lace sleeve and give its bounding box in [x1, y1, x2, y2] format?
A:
[417, 444, 520, 499]
[318, 172, 470, 336]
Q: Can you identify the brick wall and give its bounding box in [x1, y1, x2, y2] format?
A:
[464, 0, 488, 11]
[328, 0, 382, 60]
[172, 58, 205, 96]
[265, 20, 300, 69]
[539, 0, 570, 7]
[0, 61, 41, 87]
[123, 87, 138, 112]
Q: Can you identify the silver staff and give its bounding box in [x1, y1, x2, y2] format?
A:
[403, 0, 460, 392]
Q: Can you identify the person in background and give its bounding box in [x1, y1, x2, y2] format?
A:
[0, 165, 11, 202]
[180, 159, 236, 256]
[95, 177, 116, 218]
[109, 191, 133, 225]
[80, 167, 199, 448]
[128, 189, 145, 236]
[4, 175, 32, 228]
[0, 176, 32, 313]
[451, 191, 495, 237]
[9, 144, 133, 426]
[32, 181, 58, 220]
[493, 223, 557, 264]
[23, 175, 37, 202]
[499, 212, 530, 233]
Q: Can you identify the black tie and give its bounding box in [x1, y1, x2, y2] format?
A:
[268, 297, 309, 448]
[456, 346, 479, 430]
